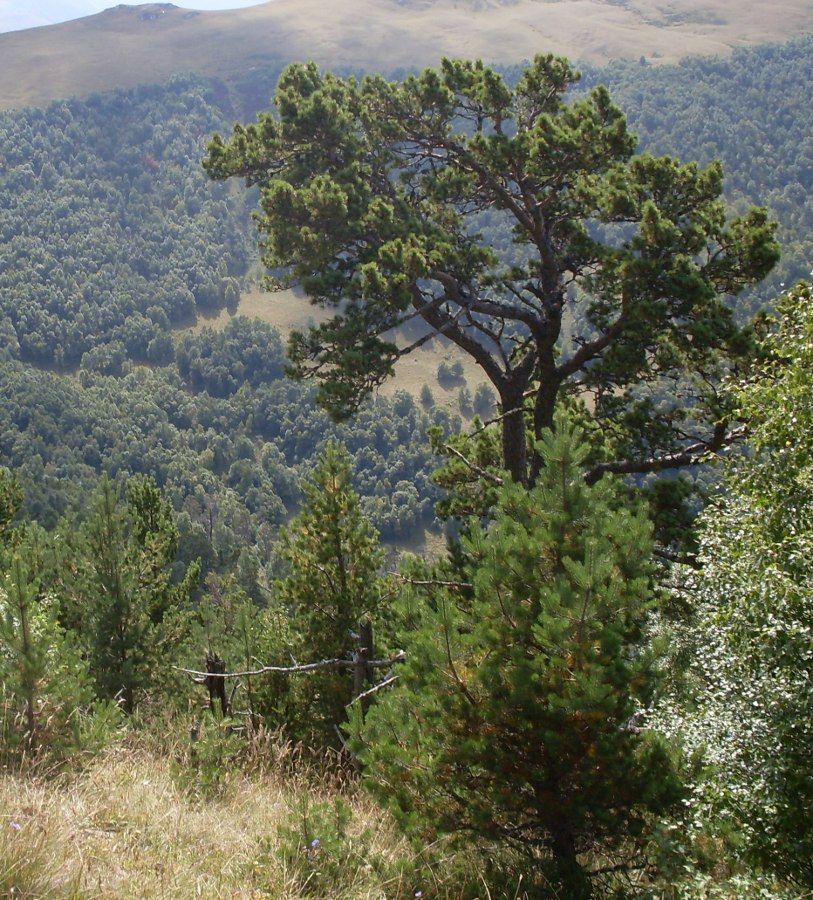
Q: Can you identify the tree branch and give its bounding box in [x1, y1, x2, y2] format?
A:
[350, 673, 401, 704]
[584, 422, 742, 485]
[175, 651, 406, 680]
[397, 575, 474, 590]
[443, 444, 505, 485]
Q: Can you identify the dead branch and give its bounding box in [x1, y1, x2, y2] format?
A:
[443, 444, 505, 485]
[350, 673, 401, 704]
[396, 574, 473, 590]
[174, 651, 406, 681]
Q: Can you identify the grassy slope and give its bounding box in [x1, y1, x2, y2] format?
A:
[0, 737, 425, 899]
[197, 286, 490, 408]
[1, 0, 812, 110]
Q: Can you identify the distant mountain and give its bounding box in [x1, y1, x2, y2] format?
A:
[0, 0, 270, 33]
[0, 0, 811, 110]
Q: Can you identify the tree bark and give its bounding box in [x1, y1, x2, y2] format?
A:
[549, 828, 591, 899]
[500, 386, 528, 485]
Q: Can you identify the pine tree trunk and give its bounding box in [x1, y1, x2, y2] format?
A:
[549, 828, 591, 900]
[501, 388, 528, 485]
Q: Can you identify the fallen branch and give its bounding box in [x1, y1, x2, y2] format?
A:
[396, 575, 473, 590]
[350, 673, 401, 704]
[174, 651, 406, 681]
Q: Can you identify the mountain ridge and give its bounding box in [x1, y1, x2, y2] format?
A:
[1, 0, 811, 110]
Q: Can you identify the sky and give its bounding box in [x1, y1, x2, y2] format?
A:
[0, 1, 269, 33]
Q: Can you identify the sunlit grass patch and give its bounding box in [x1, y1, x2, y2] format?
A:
[0, 776, 82, 899]
[0, 734, 440, 899]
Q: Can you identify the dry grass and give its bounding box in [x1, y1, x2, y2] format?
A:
[0, 732, 429, 899]
[194, 284, 493, 414]
[1, 0, 812, 110]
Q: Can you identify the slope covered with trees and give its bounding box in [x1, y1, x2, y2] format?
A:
[0, 336, 452, 572]
[0, 76, 253, 369]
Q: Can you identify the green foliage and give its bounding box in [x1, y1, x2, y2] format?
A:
[175, 716, 248, 799]
[54, 476, 199, 713]
[255, 792, 416, 899]
[0, 353, 447, 553]
[275, 442, 390, 744]
[0, 468, 22, 547]
[657, 282, 813, 888]
[584, 37, 813, 310]
[437, 360, 465, 389]
[205, 55, 777, 486]
[0, 77, 253, 369]
[0, 546, 117, 764]
[428, 418, 503, 523]
[175, 316, 285, 397]
[472, 382, 496, 418]
[354, 420, 682, 896]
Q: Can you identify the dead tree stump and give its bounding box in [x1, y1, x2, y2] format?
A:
[204, 653, 230, 718]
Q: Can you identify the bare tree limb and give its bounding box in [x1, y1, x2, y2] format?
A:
[443, 444, 505, 485]
[350, 673, 401, 704]
[396, 575, 473, 590]
[175, 651, 406, 680]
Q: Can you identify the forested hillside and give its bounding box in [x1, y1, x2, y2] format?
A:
[0, 39, 811, 899]
[0, 76, 253, 367]
[1, 38, 812, 541]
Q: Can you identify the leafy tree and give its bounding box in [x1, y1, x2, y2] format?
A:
[275, 442, 388, 744]
[659, 282, 813, 888]
[353, 421, 682, 896]
[472, 381, 496, 417]
[204, 55, 778, 485]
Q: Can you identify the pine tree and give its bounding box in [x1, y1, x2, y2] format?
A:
[0, 550, 98, 760]
[354, 421, 681, 896]
[205, 56, 777, 486]
[59, 477, 199, 713]
[276, 442, 387, 744]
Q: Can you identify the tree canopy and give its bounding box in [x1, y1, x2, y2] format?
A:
[659, 282, 813, 887]
[204, 54, 778, 484]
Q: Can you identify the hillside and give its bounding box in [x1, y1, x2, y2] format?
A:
[0, 0, 812, 109]
[2, 36, 813, 540]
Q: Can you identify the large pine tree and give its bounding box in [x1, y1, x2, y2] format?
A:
[204, 55, 778, 486]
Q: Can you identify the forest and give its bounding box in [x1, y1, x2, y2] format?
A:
[0, 36, 812, 899]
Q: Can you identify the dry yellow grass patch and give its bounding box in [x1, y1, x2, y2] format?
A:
[192, 285, 492, 415]
[0, 738, 419, 899]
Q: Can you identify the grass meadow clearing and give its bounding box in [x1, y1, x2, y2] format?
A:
[0, 726, 481, 900]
